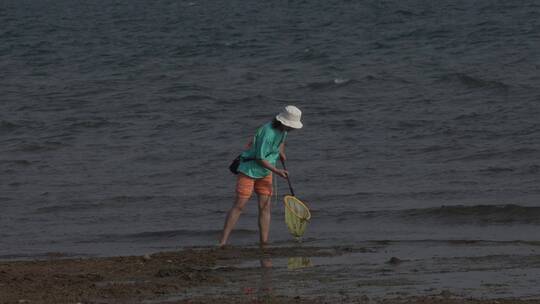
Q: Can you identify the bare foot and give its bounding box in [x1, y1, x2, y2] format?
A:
[218, 243, 230, 249]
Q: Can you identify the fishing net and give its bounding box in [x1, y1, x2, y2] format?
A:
[283, 195, 311, 240]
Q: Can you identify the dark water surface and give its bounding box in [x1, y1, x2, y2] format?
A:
[2, 0, 540, 265]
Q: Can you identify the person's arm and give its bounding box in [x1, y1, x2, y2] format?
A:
[279, 143, 286, 162]
[257, 159, 288, 178]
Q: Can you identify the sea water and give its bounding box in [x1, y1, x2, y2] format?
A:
[1, 0, 540, 264]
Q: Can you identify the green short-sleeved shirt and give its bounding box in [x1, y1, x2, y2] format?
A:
[238, 122, 287, 179]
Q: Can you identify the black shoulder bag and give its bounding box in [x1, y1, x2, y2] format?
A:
[229, 155, 255, 174]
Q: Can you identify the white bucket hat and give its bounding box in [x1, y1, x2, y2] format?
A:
[276, 105, 303, 129]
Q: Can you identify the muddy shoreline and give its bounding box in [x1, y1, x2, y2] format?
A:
[1, 246, 539, 304]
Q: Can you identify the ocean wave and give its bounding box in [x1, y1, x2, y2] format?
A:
[34, 202, 107, 214]
[444, 148, 538, 162]
[13, 141, 65, 153]
[34, 195, 175, 214]
[437, 73, 510, 90]
[522, 165, 540, 174]
[479, 166, 515, 174]
[177, 94, 216, 102]
[419, 145, 457, 153]
[368, 239, 540, 247]
[0, 159, 32, 166]
[291, 48, 329, 61]
[331, 205, 540, 225]
[453, 112, 484, 121]
[84, 229, 257, 243]
[0, 120, 21, 132]
[68, 119, 112, 129]
[394, 9, 416, 16]
[305, 78, 355, 90]
[404, 204, 540, 224]
[0, 252, 90, 261]
[389, 119, 435, 131]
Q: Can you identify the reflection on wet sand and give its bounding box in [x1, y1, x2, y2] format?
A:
[241, 258, 274, 302]
[258, 258, 273, 299]
[240, 256, 313, 302]
[287, 257, 312, 270]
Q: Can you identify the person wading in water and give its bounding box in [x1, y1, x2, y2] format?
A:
[219, 105, 303, 248]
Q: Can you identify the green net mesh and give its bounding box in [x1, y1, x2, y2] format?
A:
[283, 195, 311, 239]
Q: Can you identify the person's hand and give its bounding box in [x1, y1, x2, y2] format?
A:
[275, 169, 289, 179]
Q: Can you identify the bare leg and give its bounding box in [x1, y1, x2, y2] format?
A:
[219, 195, 250, 247]
[257, 194, 272, 246]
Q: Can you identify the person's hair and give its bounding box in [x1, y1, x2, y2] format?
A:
[272, 118, 283, 129]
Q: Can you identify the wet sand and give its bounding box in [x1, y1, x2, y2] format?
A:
[1, 246, 539, 304]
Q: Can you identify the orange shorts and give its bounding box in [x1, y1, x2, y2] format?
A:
[236, 173, 273, 198]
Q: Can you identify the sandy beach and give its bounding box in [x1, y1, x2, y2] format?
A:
[1, 245, 539, 304]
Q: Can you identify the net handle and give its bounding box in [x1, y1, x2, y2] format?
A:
[280, 159, 295, 197]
